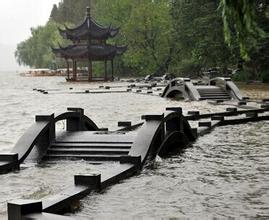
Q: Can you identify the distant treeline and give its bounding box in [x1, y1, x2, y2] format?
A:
[15, 0, 269, 82]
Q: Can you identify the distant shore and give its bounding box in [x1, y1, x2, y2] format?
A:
[20, 68, 66, 77]
[18, 69, 269, 100]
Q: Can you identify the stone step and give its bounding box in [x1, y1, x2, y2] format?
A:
[199, 93, 230, 96]
[47, 148, 129, 155]
[198, 89, 230, 98]
[198, 87, 225, 91]
[199, 91, 228, 95]
[200, 96, 231, 100]
[51, 142, 132, 149]
[55, 131, 136, 143]
[198, 89, 227, 92]
[44, 154, 124, 161]
[199, 93, 230, 97]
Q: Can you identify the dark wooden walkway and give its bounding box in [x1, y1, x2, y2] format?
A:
[1, 106, 269, 220]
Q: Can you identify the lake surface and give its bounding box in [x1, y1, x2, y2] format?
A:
[0, 72, 268, 219]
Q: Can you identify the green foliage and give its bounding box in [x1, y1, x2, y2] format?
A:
[125, 0, 173, 75]
[171, 0, 237, 76]
[261, 69, 269, 83]
[15, 21, 66, 68]
[232, 70, 254, 82]
[93, 0, 133, 75]
[94, 0, 173, 75]
[220, 0, 267, 59]
[50, 0, 92, 24]
[50, 4, 58, 21]
[171, 58, 202, 77]
[228, 1, 269, 81]
[15, 0, 269, 82]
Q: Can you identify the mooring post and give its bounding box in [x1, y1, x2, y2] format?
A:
[118, 121, 132, 128]
[8, 200, 42, 220]
[245, 112, 258, 118]
[226, 107, 237, 112]
[261, 104, 269, 109]
[187, 111, 200, 116]
[211, 115, 224, 121]
[166, 107, 182, 114]
[198, 121, 212, 128]
[66, 108, 85, 131]
[0, 153, 18, 163]
[74, 173, 101, 190]
[238, 101, 247, 106]
[0, 153, 19, 173]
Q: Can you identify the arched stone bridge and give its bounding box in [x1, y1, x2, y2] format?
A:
[1, 107, 269, 219]
[161, 77, 248, 101]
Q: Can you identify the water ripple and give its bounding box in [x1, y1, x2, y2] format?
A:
[0, 73, 268, 219]
[74, 122, 269, 219]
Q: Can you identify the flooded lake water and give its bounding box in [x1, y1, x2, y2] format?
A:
[237, 82, 269, 101]
[0, 72, 268, 219]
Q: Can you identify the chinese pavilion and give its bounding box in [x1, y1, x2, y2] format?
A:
[52, 7, 126, 81]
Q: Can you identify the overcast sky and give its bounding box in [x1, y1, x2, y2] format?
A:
[0, 0, 61, 71]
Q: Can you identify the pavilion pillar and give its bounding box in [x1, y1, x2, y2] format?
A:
[72, 59, 76, 80]
[111, 59, 114, 81]
[74, 60, 77, 81]
[88, 59, 92, 81]
[75, 60, 78, 81]
[104, 60, 108, 81]
[66, 59, 70, 80]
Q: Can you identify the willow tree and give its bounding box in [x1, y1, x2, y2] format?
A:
[15, 21, 65, 68]
[220, 0, 269, 81]
[220, 0, 267, 59]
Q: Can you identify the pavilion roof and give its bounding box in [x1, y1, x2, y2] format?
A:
[59, 7, 119, 41]
[52, 44, 127, 61]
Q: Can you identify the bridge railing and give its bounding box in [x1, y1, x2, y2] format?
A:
[182, 78, 201, 100]
[210, 77, 248, 101]
[128, 107, 196, 165]
[0, 114, 55, 174]
[0, 108, 99, 174]
[162, 78, 202, 101]
[55, 107, 99, 131]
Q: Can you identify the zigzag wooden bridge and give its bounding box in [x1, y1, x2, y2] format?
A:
[34, 77, 251, 101]
[33, 77, 269, 112]
[1, 106, 269, 220]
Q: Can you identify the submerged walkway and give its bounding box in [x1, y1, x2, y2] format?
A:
[33, 77, 269, 112]
[1, 106, 268, 219]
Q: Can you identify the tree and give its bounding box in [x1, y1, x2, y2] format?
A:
[220, 0, 269, 81]
[220, 0, 267, 59]
[17, 0, 267, 81]
[50, 4, 59, 21]
[95, 0, 174, 75]
[50, 0, 93, 24]
[241, 1, 269, 81]
[15, 21, 66, 68]
[124, 0, 174, 75]
[171, 0, 237, 76]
